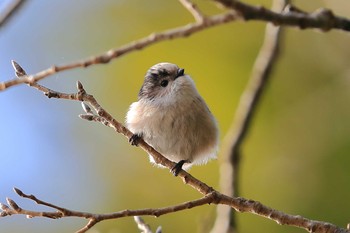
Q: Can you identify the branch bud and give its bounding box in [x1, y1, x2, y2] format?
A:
[0, 202, 10, 210]
[11, 60, 27, 77]
[81, 102, 93, 114]
[79, 114, 94, 121]
[76, 80, 84, 91]
[6, 198, 20, 211]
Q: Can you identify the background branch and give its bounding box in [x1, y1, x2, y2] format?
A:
[211, 0, 288, 232]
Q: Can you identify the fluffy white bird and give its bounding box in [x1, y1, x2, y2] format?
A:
[126, 63, 219, 175]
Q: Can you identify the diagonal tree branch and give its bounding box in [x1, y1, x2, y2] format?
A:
[9, 60, 216, 196]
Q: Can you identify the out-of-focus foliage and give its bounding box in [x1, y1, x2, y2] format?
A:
[1, 1, 350, 233]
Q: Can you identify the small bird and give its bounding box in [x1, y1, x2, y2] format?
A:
[126, 63, 219, 176]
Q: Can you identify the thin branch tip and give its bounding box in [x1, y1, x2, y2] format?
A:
[13, 187, 23, 196]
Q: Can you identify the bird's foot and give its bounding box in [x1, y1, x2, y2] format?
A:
[171, 160, 187, 176]
[129, 134, 142, 146]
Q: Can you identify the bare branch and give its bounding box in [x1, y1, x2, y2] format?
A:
[211, 0, 288, 233]
[0, 11, 237, 92]
[0, 0, 26, 28]
[2, 187, 349, 233]
[214, 0, 350, 31]
[1, 187, 216, 233]
[14, 187, 67, 214]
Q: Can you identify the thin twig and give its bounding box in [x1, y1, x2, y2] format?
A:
[0, 0, 26, 28]
[211, 0, 289, 233]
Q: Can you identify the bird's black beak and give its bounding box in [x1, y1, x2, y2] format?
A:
[175, 68, 185, 79]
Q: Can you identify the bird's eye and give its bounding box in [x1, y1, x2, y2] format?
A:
[160, 80, 168, 87]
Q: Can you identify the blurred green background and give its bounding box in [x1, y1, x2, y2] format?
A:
[1, 0, 350, 232]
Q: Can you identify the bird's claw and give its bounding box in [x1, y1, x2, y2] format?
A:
[171, 160, 187, 176]
[129, 134, 142, 146]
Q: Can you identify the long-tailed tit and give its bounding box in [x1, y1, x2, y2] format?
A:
[126, 62, 219, 176]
